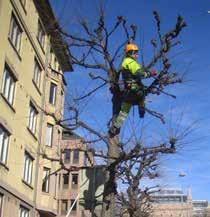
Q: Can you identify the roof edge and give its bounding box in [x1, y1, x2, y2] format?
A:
[33, 0, 73, 72]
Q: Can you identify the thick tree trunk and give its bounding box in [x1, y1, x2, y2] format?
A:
[99, 79, 122, 217]
[101, 135, 120, 217]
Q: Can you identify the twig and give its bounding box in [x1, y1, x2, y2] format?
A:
[74, 82, 107, 101]
[145, 108, 165, 124]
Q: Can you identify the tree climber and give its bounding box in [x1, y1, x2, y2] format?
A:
[109, 42, 158, 136]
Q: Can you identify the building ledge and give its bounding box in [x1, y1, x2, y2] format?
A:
[0, 161, 9, 171]
[33, 0, 73, 72]
[37, 208, 57, 217]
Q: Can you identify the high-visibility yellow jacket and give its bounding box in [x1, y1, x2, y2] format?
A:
[121, 57, 150, 82]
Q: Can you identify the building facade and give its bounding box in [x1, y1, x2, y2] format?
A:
[0, 0, 71, 217]
[57, 130, 94, 217]
[192, 200, 209, 217]
[151, 188, 193, 217]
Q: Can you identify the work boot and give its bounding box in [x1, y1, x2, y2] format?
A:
[139, 106, 145, 118]
[138, 99, 145, 118]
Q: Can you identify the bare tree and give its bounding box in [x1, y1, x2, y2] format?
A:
[112, 132, 179, 217]
[116, 144, 160, 217]
[42, 3, 188, 217]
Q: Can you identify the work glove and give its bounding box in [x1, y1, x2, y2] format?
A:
[150, 69, 158, 76]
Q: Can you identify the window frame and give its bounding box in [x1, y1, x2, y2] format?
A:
[45, 123, 53, 147]
[28, 103, 38, 135]
[49, 82, 57, 105]
[42, 167, 50, 193]
[0, 125, 10, 165]
[8, 14, 22, 54]
[70, 199, 77, 212]
[1, 64, 16, 106]
[32, 58, 42, 90]
[73, 150, 79, 164]
[63, 149, 71, 163]
[37, 21, 45, 50]
[63, 173, 69, 189]
[19, 206, 29, 217]
[23, 151, 33, 185]
[61, 200, 68, 215]
[71, 173, 78, 188]
[0, 194, 3, 217]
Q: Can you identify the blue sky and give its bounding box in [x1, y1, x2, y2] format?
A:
[50, 0, 210, 200]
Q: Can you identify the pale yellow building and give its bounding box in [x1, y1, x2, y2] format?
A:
[0, 1, 71, 217]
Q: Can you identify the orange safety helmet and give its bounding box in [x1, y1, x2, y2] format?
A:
[125, 43, 139, 53]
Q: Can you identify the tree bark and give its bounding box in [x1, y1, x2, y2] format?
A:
[102, 135, 120, 217]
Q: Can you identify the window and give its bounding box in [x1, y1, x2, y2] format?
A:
[33, 59, 41, 89]
[19, 206, 29, 217]
[1, 65, 16, 105]
[61, 200, 68, 215]
[37, 21, 45, 49]
[63, 149, 70, 163]
[8, 14, 22, 53]
[45, 124, 53, 146]
[73, 150, 79, 164]
[63, 173, 69, 189]
[0, 194, 3, 217]
[42, 167, 50, 193]
[49, 83, 57, 105]
[72, 174, 78, 188]
[28, 103, 38, 135]
[23, 152, 33, 185]
[0, 126, 9, 165]
[70, 199, 77, 212]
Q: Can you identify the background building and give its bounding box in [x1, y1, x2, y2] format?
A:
[192, 200, 209, 217]
[0, 0, 71, 217]
[151, 188, 193, 217]
[57, 130, 95, 217]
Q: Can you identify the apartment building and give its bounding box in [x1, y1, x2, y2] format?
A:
[57, 130, 95, 217]
[192, 200, 209, 217]
[151, 188, 193, 217]
[0, 1, 71, 217]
